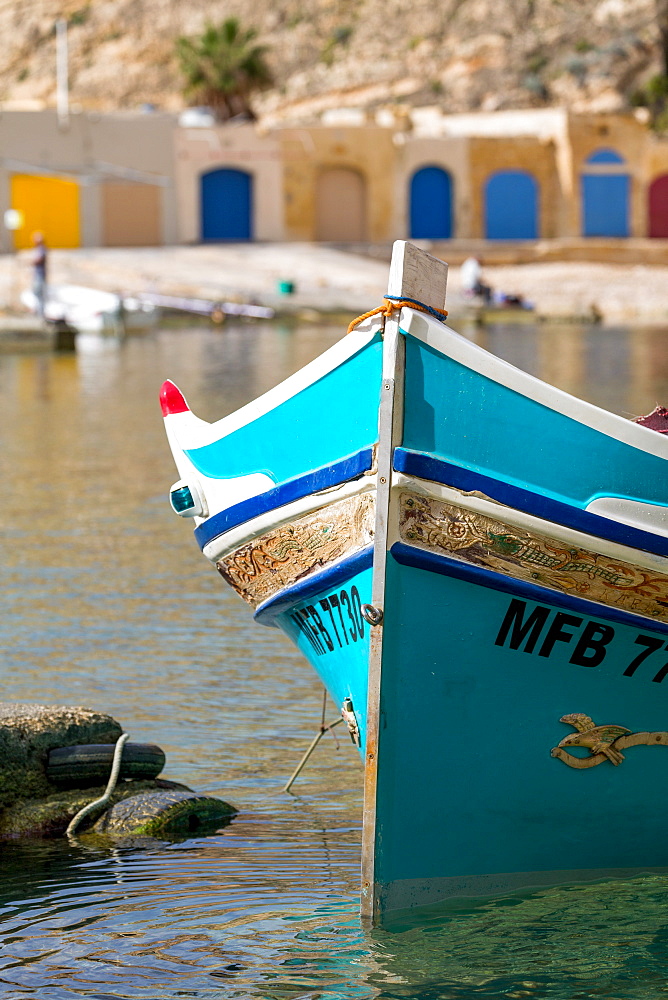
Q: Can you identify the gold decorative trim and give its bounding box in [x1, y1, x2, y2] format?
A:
[216, 492, 375, 608]
[399, 492, 668, 622]
[551, 712, 668, 768]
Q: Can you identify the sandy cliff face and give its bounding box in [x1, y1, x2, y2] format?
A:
[1, 0, 662, 122]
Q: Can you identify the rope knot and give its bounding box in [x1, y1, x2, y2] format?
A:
[346, 295, 448, 335]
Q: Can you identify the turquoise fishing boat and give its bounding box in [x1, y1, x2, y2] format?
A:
[162, 241, 668, 927]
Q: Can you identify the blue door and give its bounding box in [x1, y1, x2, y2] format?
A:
[484, 170, 538, 239]
[409, 166, 452, 239]
[581, 149, 629, 237]
[201, 168, 252, 241]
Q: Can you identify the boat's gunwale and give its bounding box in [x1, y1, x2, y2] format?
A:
[169, 322, 381, 453]
[405, 308, 668, 461]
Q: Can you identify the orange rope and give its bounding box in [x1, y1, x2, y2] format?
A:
[346, 297, 448, 335]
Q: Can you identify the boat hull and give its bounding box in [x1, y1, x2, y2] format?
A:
[372, 534, 668, 913]
[162, 241, 668, 926]
[362, 296, 668, 918]
[267, 559, 374, 751]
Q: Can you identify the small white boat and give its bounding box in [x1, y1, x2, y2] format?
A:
[21, 284, 158, 337]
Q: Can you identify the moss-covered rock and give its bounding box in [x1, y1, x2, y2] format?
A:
[0, 702, 122, 808]
[0, 703, 237, 843]
[94, 788, 237, 838]
[0, 778, 193, 839]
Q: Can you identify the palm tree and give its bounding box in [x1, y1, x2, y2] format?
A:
[176, 18, 273, 121]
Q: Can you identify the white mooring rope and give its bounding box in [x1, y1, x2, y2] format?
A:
[66, 732, 129, 839]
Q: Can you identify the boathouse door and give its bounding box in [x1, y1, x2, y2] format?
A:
[409, 166, 453, 239]
[102, 182, 161, 246]
[484, 170, 538, 239]
[581, 149, 629, 237]
[649, 174, 668, 237]
[315, 168, 366, 241]
[201, 168, 253, 241]
[10, 174, 80, 249]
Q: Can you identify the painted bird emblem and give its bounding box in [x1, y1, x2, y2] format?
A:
[557, 713, 632, 766]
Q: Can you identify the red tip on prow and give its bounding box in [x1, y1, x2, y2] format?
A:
[160, 380, 190, 416]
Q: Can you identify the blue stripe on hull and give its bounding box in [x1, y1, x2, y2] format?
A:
[375, 550, 668, 895]
[273, 564, 374, 751]
[390, 541, 668, 636]
[195, 448, 374, 550]
[394, 448, 668, 559]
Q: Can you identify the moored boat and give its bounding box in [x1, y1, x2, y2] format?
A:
[161, 241, 668, 926]
[22, 284, 158, 338]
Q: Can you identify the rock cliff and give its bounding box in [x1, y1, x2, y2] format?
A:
[1, 0, 663, 123]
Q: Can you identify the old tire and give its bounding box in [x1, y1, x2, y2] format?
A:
[95, 789, 236, 838]
[47, 743, 165, 788]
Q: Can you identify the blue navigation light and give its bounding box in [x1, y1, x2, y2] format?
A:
[170, 485, 195, 514]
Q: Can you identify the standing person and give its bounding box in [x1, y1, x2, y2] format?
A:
[31, 231, 48, 317]
[460, 255, 492, 304]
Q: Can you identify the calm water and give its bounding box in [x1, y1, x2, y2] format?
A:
[2, 317, 668, 999]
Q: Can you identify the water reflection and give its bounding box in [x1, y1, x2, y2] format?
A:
[1, 317, 668, 998]
[463, 319, 668, 417]
[0, 837, 365, 998]
[369, 875, 668, 1000]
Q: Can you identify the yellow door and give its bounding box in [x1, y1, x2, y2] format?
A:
[10, 174, 80, 250]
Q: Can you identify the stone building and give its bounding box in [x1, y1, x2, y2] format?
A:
[398, 107, 660, 242]
[0, 110, 177, 253]
[1, 105, 667, 249]
[174, 120, 283, 243]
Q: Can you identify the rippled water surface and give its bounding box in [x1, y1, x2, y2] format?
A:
[2, 316, 668, 999]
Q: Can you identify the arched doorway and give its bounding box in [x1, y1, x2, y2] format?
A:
[649, 174, 668, 237]
[200, 168, 253, 241]
[581, 149, 629, 237]
[409, 166, 453, 239]
[315, 168, 366, 241]
[484, 171, 538, 239]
